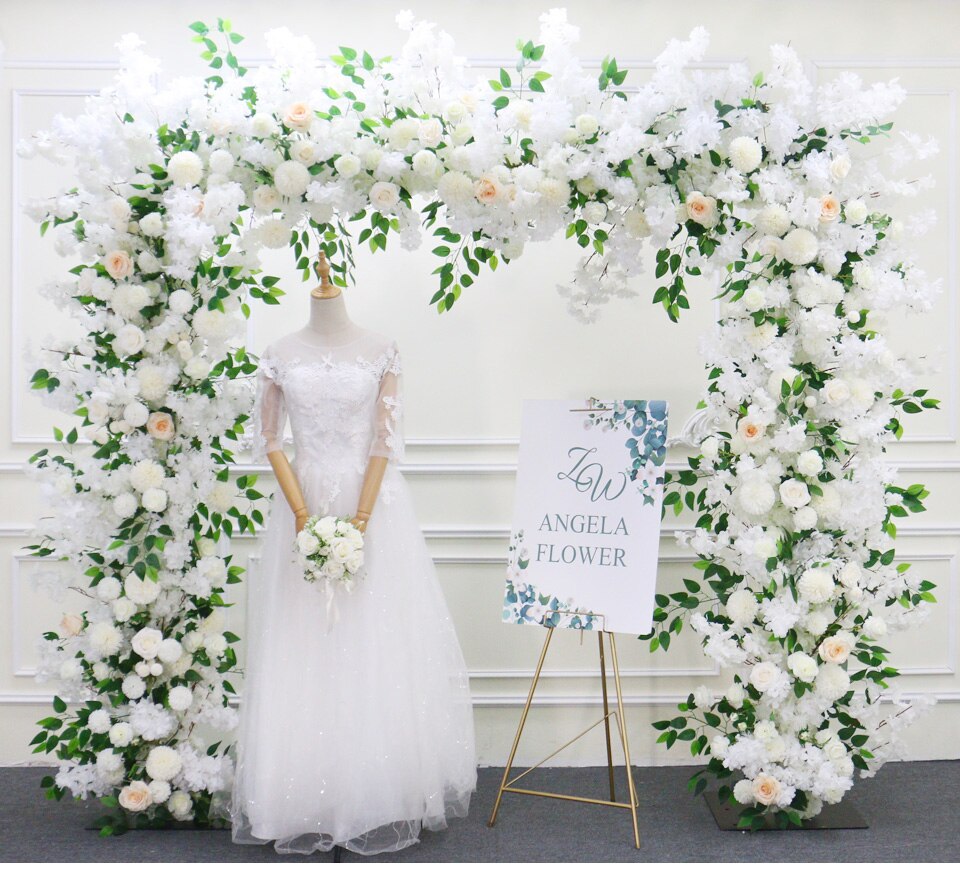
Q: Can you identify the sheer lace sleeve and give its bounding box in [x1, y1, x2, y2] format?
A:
[250, 348, 287, 463]
[369, 342, 403, 462]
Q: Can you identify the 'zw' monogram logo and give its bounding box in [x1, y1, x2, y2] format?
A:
[557, 447, 627, 503]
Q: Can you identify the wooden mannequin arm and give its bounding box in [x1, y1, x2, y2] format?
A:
[267, 449, 309, 533]
[352, 455, 388, 532]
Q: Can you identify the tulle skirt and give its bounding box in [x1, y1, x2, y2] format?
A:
[228, 463, 477, 855]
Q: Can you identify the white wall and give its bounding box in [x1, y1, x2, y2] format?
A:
[2, 0, 958, 769]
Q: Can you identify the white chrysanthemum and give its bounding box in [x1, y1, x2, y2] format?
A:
[137, 363, 173, 403]
[157, 638, 183, 664]
[208, 148, 235, 175]
[756, 204, 791, 236]
[142, 487, 168, 513]
[738, 476, 776, 516]
[815, 663, 851, 700]
[146, 746, 182, 781]
[273, 159, 311, 197]
[129, 459, 165, 492]
[122, 674, 146, 700]
[733, 779, 755, 805]
[149, 779, 172, 803]
[780, 228, 818, 265]
[113, 492, 138, 518]
[168, 686, 193, 711]
[167, 151, 204, 187]
[88, 710, 111, 733]
[726, 589, 759, 624]
[168, 288, 194, 314]
[797, 567, 835, 603]
[728, 136, 762, 173]
[108, 722, 134, 747]
[88, 622, 123, 657]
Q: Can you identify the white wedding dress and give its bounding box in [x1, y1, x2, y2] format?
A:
[228, 329, 477, 855]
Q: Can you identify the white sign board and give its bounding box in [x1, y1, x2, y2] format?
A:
[503, 399, 669, 635]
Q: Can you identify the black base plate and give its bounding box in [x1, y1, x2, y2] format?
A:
[704, 791, 868, 831]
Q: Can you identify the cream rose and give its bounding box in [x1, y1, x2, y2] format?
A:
[818, 634, 853, 664]
[103, 250, 134, 281]
[418, 117, 443, 148]
[820, 194, 841, 223]
[752, 773, 783, 806]
[59, 613, 83, 637]
[737, 417, 766, 444]
[685, 191, 718, 227]
[119, 781, 153, 812]
[146, 412, 176, 441]
[284, 101, 313, 131]
[474, 174, 501, 205]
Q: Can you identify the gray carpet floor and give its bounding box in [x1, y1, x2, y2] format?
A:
[1, 762, 958, 862]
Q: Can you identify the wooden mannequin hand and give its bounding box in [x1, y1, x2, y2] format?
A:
[350, 513, 368, 533]
[295, 510, 308, 534]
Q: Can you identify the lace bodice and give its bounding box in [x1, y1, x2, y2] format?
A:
[250, 330, 403, 506]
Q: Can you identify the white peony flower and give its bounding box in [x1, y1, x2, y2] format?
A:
[168, 790, 193, 821]
[167, 151, 204, 187]
[146, 746, 182, 781]
[728, 136, 762, 173]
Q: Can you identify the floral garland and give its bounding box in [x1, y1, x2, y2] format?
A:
[19, 10, 940, 830]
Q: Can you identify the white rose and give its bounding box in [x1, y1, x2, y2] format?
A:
[112, 324, 145, 357]
[146, 746, 182, 781]
[131, 627, 164, 660]
[315, 516, 337, 539]
[369, 181, 400, 211]
[743, 286, 766, 310]
[780, 228, 818, 265]
[112, 597, 137, 622]
[122, 674, 146, 700]
[204, 634, 228, 657]
[778, 478, 810, 509]
[97, 577, 122, 602]
[412, 149, 440, 178]
[839, 563, 862, 587]
[700, 436, 719, 460]
[728, 136, 762, 173]
[820, 379, 851, 406]
[753, 536, 778, 559]
[253, 185, 281, 212]
[418, 117, 443, 148]
[574, 113, 599, 137]
[693, 685, 715, 710]
[334, 153, 361, 178]
[168, 686, 193, 711]
[139, 212, 164, 237]
[142, 487, 168, 513]
[754, 720, 778, 741]
[830, 153, 852, 181]
[796, 451, 823, 477]
[685, 191, 718, 227]
[297, 531, 320, 555]
[167, 151, 204, 187]
[845, 199, 868, 225]
[750, 661, 782, 692]
[444, 100, 466, 122]
[726, 589, 759, 625]
[787, 652, 819, 683]
[797, 567, 835, 604]
[623, 208, 650, 238]
[583, 201, 607, 225]
[168, 790, 193, 821]
[124, 573, 159, 606]
[197, 537, 217, 558]
[119, 781, 153, 812]
[863, 616, 887, 637]
[819, 634, 853, 664]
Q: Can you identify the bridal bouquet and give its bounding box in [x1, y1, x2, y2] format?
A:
[296, 516, 366, 609]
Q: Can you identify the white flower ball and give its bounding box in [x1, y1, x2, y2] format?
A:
[149, 780, 172, 803]
[208, 148, 235, 175]
[757, 203, 791, 237]
[135, 661, 150, 677]
[786, 651, 819, 683]
[726, 589, 759, 625]
[779, 478, 811, 509]
[113, 492, 139, 518]
[97, 577, 122, 602]
[273, 160, 311, 197]
[796, 451, 823, 477]
[88, 710, 111, 733]
[168, 288, 194, 314]
[150, 662, 163, 676]
[122, 674, 146, 700]
[167, 686, 193, 711]
[146, 746, 182, 781]
[88, 622, 123, 657]
[838, 563, 863, 587]
[131, 627, 164, 660]
[738, 476, 776, 516]
[780, 228, 819, 265]
[797, 567, 836, 604]
[574, 113, 599, 137]
[122, 401, 149, 428]
[815, 663, 851, 701]
[109, 722, 134, 747]
[733, 779, 755, 805]
[167, 151, 204, 187]
[157, 638, 183, 664]
[728, 136, 762, 173]
[129, 459, 165, 492]
[142, 487, 168, 513]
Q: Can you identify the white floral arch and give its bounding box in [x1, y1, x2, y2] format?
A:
[21, 10, 941, 831]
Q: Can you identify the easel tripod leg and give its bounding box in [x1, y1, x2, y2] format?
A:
[608, 632, 641, 849]
[598, 632, 616, 803]
[488, 626, 555, 827]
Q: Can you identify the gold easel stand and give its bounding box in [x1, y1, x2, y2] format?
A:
[487, 626, 641, 849]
